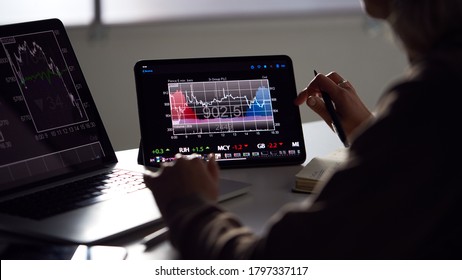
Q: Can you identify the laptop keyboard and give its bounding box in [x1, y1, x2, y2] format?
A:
[0, 169, 146, 220]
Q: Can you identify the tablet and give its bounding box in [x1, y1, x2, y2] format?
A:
[134, 55, 306, 168]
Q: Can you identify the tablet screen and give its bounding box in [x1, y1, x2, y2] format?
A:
[134, 55, 306, 168]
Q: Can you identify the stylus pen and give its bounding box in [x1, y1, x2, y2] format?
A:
[142, 227, 169, 251]
[313, 70, 349, 148]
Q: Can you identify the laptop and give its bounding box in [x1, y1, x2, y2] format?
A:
[134, 55, 306, 168]
[0, 18, 167, 245]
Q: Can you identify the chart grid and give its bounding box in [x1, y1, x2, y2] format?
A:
[169, 79, 275, 135]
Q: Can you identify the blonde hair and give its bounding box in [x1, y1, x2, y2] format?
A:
[388, 0, 462, 59]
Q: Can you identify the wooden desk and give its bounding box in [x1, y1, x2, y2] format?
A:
[114, 120, 343, 259]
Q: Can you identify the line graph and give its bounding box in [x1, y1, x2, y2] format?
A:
[1, 31, 88, 132]
[169, 79, 275, 135]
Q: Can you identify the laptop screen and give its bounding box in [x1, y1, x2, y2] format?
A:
[134, 55, 306, 168]
[0, 19, 116, 192]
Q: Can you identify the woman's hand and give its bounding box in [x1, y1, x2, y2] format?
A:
[143, 154, 220, 217]
[295, 71, 373, 142]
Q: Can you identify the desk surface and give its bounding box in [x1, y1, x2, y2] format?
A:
[114, 120, 342, 259]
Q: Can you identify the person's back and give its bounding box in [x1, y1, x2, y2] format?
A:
[258, 42, 462, 259]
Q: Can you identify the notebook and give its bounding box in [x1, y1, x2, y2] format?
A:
[134, 55, 306, 168]
[0, 18, 165, 244]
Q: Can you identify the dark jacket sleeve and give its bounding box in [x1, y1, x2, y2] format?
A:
[162, 194, 261, 259]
